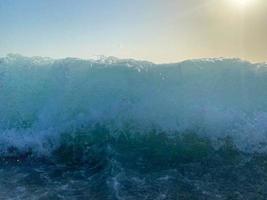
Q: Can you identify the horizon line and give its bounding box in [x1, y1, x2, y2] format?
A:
[1, 53, 266, 65]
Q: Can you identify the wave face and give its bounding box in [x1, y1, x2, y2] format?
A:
[0, 54, 267, 154]
[1, 54, 267, 199]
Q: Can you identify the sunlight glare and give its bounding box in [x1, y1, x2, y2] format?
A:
[231, 0, 255, 8]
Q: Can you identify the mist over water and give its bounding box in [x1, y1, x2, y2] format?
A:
[1, 54, 267, 153]
[1, 54, 267, 199]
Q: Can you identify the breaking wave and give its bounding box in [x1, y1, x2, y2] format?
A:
[2, 54, 267, 199]
[0, 54, 267, 156]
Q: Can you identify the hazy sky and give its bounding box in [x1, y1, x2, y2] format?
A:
[0, 0, 266, 63]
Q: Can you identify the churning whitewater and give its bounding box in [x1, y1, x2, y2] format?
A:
[1, 54, 267, 199]
[1, 54, 267, 154]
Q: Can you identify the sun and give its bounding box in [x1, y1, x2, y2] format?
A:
[231, 0, 254, 8]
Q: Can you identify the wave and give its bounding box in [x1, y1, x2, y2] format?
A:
[0, 54, 267, 156]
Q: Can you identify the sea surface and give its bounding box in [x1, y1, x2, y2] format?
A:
[0, 54, 267, 199]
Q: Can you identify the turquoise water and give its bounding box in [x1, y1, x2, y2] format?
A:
[1, 54, 267, 199]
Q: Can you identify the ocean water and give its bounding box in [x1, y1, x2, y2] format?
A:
[0, 54, 267, 199]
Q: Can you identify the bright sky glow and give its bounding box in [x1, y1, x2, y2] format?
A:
[230, 0, 256, 9]
[0, 0, 266, 63]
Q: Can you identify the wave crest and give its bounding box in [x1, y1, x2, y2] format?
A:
[1, 54, 267, 154]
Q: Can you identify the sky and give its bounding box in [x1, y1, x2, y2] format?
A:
[0, 0, 266, 63]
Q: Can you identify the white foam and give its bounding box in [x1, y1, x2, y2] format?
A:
[0, 54, 267, 153]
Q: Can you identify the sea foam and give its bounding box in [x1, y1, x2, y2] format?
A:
[0, 54, 267, 154]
